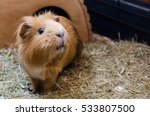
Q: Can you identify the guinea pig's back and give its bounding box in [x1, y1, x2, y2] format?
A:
[59, 16, 83, 67]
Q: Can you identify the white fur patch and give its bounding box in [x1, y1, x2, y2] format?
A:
[25, 64, 46, 80]
[44, 19, 68, 46]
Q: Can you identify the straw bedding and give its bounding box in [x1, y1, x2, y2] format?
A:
[0, 40, 150, 99]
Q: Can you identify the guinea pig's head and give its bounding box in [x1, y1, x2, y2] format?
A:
[17, 13, 68, 65]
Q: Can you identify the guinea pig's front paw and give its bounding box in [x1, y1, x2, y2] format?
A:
[30, 78, 45, 94]
[27, 84, 40, 94]
[33, 84, 45, 95]
[30, 75, 57, 94]
[27, 85, 33, 93]
[27, 83, 34, 93]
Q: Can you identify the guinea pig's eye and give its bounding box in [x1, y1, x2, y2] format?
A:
[38, 28, 44, 35]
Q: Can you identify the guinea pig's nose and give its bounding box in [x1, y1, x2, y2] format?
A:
[56, 32, 64, 38]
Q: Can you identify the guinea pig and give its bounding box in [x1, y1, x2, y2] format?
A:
[16, 12, 83, 94]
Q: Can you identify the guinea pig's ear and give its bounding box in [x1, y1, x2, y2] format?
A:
[19, 23, 31, 39]
[54, 16, 60, 22]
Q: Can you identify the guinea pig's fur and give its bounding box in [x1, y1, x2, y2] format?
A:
[16, 12, 83, 94]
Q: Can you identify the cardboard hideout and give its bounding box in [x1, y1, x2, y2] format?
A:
[0, 0, 92, 48]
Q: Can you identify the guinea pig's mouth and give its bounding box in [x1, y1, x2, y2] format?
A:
[56, 42, 65, 50]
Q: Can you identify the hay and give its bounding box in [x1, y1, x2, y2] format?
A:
[0, 47, 39, 99]
[0, 40, 150, 99]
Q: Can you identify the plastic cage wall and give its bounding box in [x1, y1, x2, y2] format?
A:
[84, 0, 150, 45]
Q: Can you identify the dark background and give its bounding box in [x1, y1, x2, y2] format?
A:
[84, 0, 150, 45]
